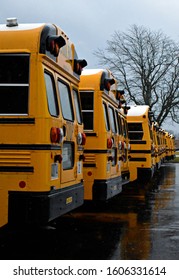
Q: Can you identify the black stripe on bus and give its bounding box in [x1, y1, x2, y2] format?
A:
[0, 166, 34, 172]
[84, 149, 109, 154]
[129, 158, 146, 162]
[129, 140, 147, 144]
[83, 163, 96, 167]
[0, 118, 35, 124]
[130, 150, 151, 154]
[0, 144, 61, 150]
[85, 133, 97, 136]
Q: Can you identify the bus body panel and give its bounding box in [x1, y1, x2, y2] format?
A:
[127, 105, 155, 182]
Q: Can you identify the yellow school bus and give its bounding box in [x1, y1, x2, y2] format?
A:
[165, 132, 175, 161]
[0, 18, 87, 228]
[158, 128, 167, 163]
[157, 128, 165, 164]
[164, 132, 170, 160]
[79, 69, 129, 200]
[152, 122, 162, 170]
[170, 134, 176, 160]
[127, 105, 155, 182]
[117, 91, 130, 184]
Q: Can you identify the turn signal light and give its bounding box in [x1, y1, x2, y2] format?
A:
[107, 138, 113, 149]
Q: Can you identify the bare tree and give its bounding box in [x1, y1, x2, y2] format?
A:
[94, 25, 179, 126]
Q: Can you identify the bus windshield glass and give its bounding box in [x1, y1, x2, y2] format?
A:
[73, 89, 82, 124]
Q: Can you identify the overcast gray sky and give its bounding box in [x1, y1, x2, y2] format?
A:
[0, 0, 179, 131]
[1, 0, 179, 67]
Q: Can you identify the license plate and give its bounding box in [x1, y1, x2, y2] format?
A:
[111, 185, 117, 191]
[51, 163, 58, 179]
[66, 196, 73, 204]
[77, 161, 82, 174]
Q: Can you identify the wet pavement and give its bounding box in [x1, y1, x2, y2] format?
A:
[0, 162, 179, 260]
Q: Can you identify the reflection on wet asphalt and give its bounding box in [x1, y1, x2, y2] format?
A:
[0, 163, 179, 260]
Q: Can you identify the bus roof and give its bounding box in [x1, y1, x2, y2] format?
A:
[82, 69, 104, 76]
[80, 68, 117, 91]
[127, 105, 150, 117]
[0, 22, 45, 31]
[0, 19, 71, 55]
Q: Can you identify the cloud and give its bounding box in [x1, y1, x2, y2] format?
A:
[0, 0, 178, 67]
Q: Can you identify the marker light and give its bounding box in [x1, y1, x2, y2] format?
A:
[6, 17, 18, 27]
[46, 35, 66, 57]
[104, 78, 115, 91]
[116, 90, 125, 100]
[74, 59, 87, 75]
[19, 181, 26, 188]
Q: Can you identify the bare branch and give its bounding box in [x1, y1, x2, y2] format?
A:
[94, 24, 179, 127]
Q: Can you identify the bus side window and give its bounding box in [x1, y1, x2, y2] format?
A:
[73, 89, 82, 124]
[124, 120, 128, 138]
[118, 115, 123, 136]
[44, 71, 59, 117]
[0, 54, 29, 115]
[121, 118, 128, 138]
[103, 102, 110, 131]
[58, 80, 74, 121]
[115, 110, 120, 135]
[80, 91, 94, 130]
